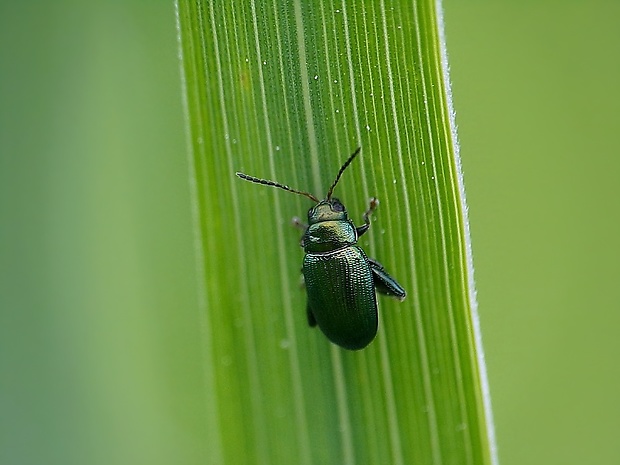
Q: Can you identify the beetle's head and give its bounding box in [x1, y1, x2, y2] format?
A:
[308, 198, 348, 224]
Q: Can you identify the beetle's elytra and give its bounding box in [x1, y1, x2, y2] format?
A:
[236, 147, 406, 350]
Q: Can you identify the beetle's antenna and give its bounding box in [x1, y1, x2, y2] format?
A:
[236, 172, 320, 202]
[326, 147, 361, 200]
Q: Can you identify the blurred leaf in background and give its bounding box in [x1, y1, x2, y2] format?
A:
[1, 2, 206, 464]
[444, 1, 620, 464]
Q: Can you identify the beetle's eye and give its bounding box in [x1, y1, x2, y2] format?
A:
[332, 202, 344, 212]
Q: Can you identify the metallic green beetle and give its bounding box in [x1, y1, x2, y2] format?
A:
[236, 147, 406, 350]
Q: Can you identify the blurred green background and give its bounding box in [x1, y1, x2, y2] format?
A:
[1, 1, 618, 465]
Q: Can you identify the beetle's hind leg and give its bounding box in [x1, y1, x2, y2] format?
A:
[357, 197, 379, 237]
[306, 301, 317, 327]
[299, 271, 316, 326]
[368, 258, 406, 301]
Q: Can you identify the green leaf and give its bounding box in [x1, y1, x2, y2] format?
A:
[176, 1, 496, 464]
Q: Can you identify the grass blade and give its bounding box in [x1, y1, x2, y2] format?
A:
[177, 1, 496, 463]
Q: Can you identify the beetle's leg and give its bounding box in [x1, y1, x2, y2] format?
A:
[357, 197, 379, 237]
[300, 271, 316, 326]
[368, 258, 406, 301]
[292, 216, 308, 247]
[300, 267, 315, 325]
[306, 301, 317, 327]
[292, 216, 307, 230]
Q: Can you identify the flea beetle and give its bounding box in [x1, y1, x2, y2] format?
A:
[236, 147, 406, 350]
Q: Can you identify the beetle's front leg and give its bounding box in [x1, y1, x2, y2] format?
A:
[357, 197, 379, 237]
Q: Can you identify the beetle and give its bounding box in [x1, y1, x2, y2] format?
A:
[235, 147, 406, 350]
